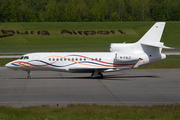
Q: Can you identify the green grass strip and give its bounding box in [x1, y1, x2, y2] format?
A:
[0, 22, 179, 52]
[0, 58, 17, 66]
[0, 104, 180, 120]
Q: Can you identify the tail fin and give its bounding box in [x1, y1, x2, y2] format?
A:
[110, 22, 173, 52]
[138, 22, 165, 43]
[138, 22, 172, 49]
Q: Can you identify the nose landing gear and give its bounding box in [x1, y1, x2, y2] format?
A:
[26, 70, 31, 79]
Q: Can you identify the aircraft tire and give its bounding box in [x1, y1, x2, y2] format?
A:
[27, 76, 31, 79]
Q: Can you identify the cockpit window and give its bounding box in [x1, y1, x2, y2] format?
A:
[19, 56, 29, 60]
[24, 56, 29, 59]
[19, 56, 24, 59]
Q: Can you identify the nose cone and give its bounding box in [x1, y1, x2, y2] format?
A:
[5, 60, 22, 69]
[5, 62, 12, 68]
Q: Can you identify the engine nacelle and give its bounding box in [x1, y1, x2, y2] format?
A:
[110, 43, 133, 52]
[115, 53, 139, 62]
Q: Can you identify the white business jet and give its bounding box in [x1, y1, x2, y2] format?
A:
[5, 22, 172, 79]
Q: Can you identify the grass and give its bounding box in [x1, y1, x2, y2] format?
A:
[0, 58, 17, 66]
[0, 22, 179, 52]
[0, 104, 180, 119]
[1, 55, 180, 69]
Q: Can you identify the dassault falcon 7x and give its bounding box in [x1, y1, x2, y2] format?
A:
[5, 22, 172, 79]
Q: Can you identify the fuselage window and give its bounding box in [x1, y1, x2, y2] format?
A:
[91, 58, 94, 61]
[95, 58, 97, 61]
[64, 58, 66, 61]
[56, 58, 59, 61]
[19, 56, 24, 59]
[49, 58, 51, 61]
[72, 58, 74, 61]
[84, 58, 86, 61]
[68, 58, 70, 61]
[99, 58, 101, 61]
[76, 58, 78, 61]
[80, 58, 82, 61]
[60, 58, 63, 61]
[53, 58, 55, 61]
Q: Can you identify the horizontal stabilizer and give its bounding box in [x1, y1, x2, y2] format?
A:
[141, 42, 173, 49]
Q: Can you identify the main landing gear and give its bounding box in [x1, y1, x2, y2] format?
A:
[91, 70, 103, 78]
[26, 70, 31, 79]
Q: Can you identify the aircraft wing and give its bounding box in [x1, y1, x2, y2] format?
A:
[68, 65, 133, 73]
[68, 67, 109, 73]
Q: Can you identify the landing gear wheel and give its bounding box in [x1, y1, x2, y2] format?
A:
[27, 76, 31, 79]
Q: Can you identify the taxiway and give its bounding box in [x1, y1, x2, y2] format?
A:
[0, 67, 180, 107]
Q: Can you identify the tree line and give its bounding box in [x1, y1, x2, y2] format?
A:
[0, 0, 180, 22]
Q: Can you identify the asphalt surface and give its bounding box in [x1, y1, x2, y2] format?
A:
[0, 67, 180, 107]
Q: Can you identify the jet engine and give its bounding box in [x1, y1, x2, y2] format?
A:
[115, 53, 140, 62]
